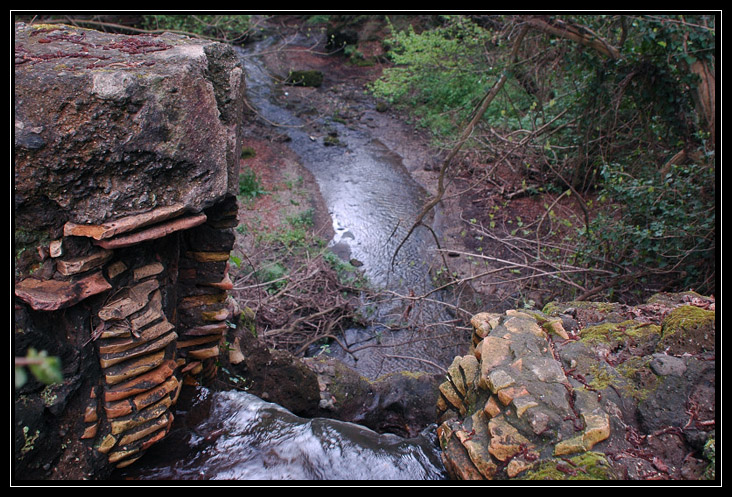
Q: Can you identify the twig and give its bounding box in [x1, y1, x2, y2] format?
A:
[382, 354, 447, 373]
[391, 24, 529, 268]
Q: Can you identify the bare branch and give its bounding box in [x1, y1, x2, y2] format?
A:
[524, 16, 620, 60]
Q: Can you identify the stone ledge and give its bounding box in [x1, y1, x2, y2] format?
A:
[15, 271, 112, 311]
[438, 293, 716, 481]
[94, 214, 208, 250]
[63, 204, 189, 241]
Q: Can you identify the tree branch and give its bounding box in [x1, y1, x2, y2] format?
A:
[391, 24, 529, 268]
[524, 16, 620, 60]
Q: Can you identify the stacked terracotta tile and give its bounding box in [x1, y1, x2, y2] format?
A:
[16, 200, 237, 469]
[176, 196, 239, 382]
[87, 260, 181, 468]
[62, 205, 197, 468]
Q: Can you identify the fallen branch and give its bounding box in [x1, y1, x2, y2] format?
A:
[524, 16, 620, 60]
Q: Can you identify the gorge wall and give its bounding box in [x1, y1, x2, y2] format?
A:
[13, 23, 245, 479]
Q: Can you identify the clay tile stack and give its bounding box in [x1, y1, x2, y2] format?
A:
[175, 197, 238, 380]
[15, 198, 239, 470]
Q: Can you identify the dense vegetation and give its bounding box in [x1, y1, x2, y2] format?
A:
[22, 13, 715, 303]
[369, 14, 716, 302]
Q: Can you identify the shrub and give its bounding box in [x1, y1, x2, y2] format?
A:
[578, 162, 715, 293]
[238, 168, 267, 199]
[140, 14, 252, 43]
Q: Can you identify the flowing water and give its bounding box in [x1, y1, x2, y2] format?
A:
[238, 36, 469, 380]
[115, 33, 465, 482]
[115, 387, 446, 480]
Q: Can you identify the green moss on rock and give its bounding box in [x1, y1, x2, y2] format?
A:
[657, 305, 715, 355]
[519, 451, 618, 480]
[579, 320, 661, 349]
[615, 356, 659, 401]
[542, 300, 619, 317]
[703, 433, 715, 480]
[286, 70, 324, 87]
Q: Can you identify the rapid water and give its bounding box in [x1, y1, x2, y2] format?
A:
[116, 387, 446, 480]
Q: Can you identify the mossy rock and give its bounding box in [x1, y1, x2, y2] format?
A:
[579, 320, 661, 350]
[518, 451, 619, 480]
[542, 300, 619, 317]
[657, 305, 715, 355]
[286, 70, 324, 87]
[703, 432, 716, 480]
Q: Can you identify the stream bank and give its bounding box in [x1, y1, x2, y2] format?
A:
[229, 21, 476, 387]
[114, 18, 462, 481]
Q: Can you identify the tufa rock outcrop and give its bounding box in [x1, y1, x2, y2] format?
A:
[14, 23, 244, 480]
[438, 292, 715, 481]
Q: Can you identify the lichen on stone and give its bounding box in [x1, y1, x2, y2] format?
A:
[579, 320, 661, 349]
[702, 433, 716, 480]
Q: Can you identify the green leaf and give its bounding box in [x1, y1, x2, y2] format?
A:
[26, 349, 63, 385]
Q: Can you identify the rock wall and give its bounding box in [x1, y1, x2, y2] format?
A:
[13, 23, 244, 480]
[437, 292, 716, 480]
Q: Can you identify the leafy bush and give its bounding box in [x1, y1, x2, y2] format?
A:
[369, 16, 494, 135]
[15, 349, 62, 389]
[578, 162, 715, 293]
[254, 262, 288, 294]
[238, 168, 267, 199]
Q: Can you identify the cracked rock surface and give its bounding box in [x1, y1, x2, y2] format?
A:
[437, 292, 715, 480]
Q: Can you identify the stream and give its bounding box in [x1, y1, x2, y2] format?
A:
[236, 35, 468, 380]
[113, 386, 446, 480]
[114, 32, 463, 482]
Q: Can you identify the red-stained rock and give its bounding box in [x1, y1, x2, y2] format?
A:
[104, 360, 177, 403]
[97, 279, 159, 321]
[56, 249, 113, 276]
[99, 332, 177, 369]
[206, 272, 234, 291]
[63, 204, 188, 240]
[181, 322, 229, 337]
[15, 271, 112, 311]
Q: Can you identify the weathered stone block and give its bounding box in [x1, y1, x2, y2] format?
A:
[133, 263, 165, 282]
[487, 415, 531, 462]
[98, 279, 159, 321]
[15, 23, 245, 227]
[56, 249, 113, 276]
